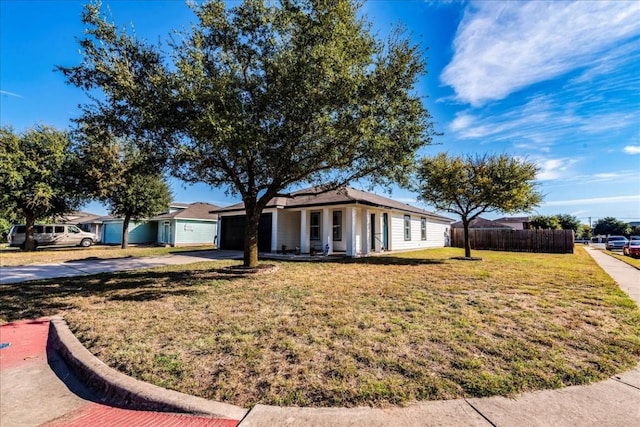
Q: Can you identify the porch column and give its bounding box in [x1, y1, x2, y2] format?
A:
[300, 209, 309, 254]
[346, 207, 357, 257]
[271, 210, 278, 253]
[361, 208, 370, 256]
[322, 208, 331, 254]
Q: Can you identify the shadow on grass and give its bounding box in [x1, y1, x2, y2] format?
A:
[0, 268, 244, 322]
[339, 256, 447, 266]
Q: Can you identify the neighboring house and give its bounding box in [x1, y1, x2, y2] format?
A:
[450, 217, 513, 230]
[216, 187, 453, 256]
[494, 216, 531, 230]
[151, 202, 219, 247]
[101, 202, 220, 247]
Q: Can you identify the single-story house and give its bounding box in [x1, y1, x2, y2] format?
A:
[216, 187, 453, 256]
[494, 216, 531, 230]
[101, 202, 220, 247]
[450, 217, 513, 230]
[151, 202, 219, 247]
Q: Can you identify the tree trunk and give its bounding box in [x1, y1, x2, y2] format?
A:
[243, 203, 260, 268]
[24, 215, 36, 251]
[462, 217, 472, 258]
[121, 214, 131, 249]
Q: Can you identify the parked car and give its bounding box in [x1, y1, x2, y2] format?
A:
[7, 224, 95, 249]
[605, 235, 628, 251]
[623, 236, 640, 256]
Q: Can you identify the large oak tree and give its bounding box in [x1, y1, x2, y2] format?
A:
[59, 0, 435, 267]
[416, 153, 542, 258]
[0, 126, 86, 250]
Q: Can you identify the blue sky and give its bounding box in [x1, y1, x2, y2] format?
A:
[1, 0, 639, 225]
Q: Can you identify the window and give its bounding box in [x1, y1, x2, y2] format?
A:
[310, 212, 321, 240]
[421, 218, 427, 240]
[45, 226, 53, 234]
[332, 211, 342, 241]
[68, 225, 81, 234]
[34, 226, 43, 234]
[55, 226, 65, 233]
[404, 215, 411, 241]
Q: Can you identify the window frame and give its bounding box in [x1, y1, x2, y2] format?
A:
[404, 215, 411, 241]
[310, 212, 321, 241]
[332, 211, 342, 241]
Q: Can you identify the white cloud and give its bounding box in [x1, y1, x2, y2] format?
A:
[0, 90, 22, 98]
[624, 145, 640, 155]
[536, 157, 577, 181]
[442, 1, 640, 106]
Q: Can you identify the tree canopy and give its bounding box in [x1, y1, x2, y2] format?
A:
[416, 153, 542, 258]
[0, 125, 87, 250]
[593, 217, 631, 236]
[74, 133, 172, 248]
[59, 0, 436, 266]
[529, 215, 561, 230]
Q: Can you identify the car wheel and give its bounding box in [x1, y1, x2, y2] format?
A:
[80, 238, 92, 248]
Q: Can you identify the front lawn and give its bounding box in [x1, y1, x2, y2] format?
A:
[1, 247, 638, 408]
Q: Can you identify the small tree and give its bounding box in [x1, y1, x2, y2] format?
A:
[416, 153, 542, 258]
[593, 217, 630, 236]
[577, 224, 593, 239]
[59, 0, 435, 267]
[555, 214, 581, 232]
[74, 134, 172, 249]
[529, 215, 561, 230]
[0, 126, 87, 250]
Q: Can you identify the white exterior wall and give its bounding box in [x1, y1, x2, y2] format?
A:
[277, 209, 301, 250]
[390, 213, 450, 251]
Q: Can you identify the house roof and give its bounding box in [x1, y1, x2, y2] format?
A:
[56, 211, 102, 224]
[495, 216, 530, 223]
[152, 202, 220, 221]
[451, 217, 513, 229]
[219, 187, 453, 222]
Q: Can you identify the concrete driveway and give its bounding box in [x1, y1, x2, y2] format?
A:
[0, 250, 243, 284]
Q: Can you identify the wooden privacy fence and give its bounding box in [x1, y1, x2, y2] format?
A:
[451, 229, 575, 254]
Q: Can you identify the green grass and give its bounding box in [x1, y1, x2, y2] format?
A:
[0, 244, 216, 267]
[1, 246, 639, 408]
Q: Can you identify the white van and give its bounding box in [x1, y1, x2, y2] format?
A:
[8, 224, 95, 249]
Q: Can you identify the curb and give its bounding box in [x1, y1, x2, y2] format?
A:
[47, 316, 248, 421]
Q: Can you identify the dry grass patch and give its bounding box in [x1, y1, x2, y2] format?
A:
[0, 245, 216, 267]
[1, 247, 639, 408]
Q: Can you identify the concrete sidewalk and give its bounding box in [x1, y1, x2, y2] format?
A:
[1, 247, 639, 426]
[0, 250, 242, 284]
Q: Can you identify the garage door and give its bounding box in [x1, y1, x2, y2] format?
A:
[103, 222, 123, 244]
[220, 214, 272, 252]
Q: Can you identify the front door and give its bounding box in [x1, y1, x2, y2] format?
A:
[163, 223, 170, 244]
[382, 213, 388, 250]
[370, 213, 376, 250]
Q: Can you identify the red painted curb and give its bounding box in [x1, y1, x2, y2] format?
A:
[43, 403, 239, 427]
[0, 318, 50, 369]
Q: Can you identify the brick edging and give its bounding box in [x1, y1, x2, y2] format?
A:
[47, 316, 248, 420]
